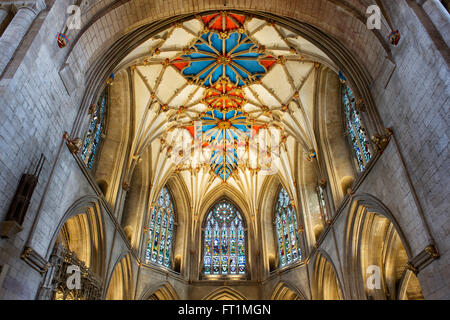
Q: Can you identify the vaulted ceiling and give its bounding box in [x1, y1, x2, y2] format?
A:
[114, 12, 338, 217]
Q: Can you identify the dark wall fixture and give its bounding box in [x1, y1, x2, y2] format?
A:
[0, 154, 45, 238]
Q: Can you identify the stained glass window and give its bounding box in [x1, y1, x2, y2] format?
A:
[81, 88, 108, 169]
[145, 187, 175, 268]
[275, 188, 302, 267]
[203, 200, 246, 275]
[342, 84, 371, 171]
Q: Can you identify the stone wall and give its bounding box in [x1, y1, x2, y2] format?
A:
[370, 0, 449, 299]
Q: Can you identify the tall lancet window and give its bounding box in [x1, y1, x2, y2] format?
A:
[203, 201, 246, 275]
[275, 187, 302, 267]
[146, 187, 175, 268]
[342, 84, 371, 171]
[81, 87, 108, 169]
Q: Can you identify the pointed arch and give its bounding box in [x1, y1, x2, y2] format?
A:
[312, 250, 344, 300]
[46, 195, 106, 276]
[202, 286, 247, 300]
[314, 67, 356, 206]
[145, 186, 176, 268]
[189, 184, 254, 280]
[273, 184, 303, 268]
[92, 69, 132, 207]
[344, 194, 423, 300]
[199, 184, 251, 223]
[163, 174, 191, 275]
[37, 196, 106, 300]
[201, 198, 248, 277]
[270, 281, 306, 300]
[105, 253, 133, 300]
[140, 281, 180, 300]
[258, 175, 282, 275]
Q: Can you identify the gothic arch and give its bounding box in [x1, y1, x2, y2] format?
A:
[142, 185, 178, 270]
[92, 69, 132, 208]
[312, 250, 344, 300]
[343, 194, 423, 300]
[105, 253, 133, 300]
[190, 185, 255, 279]
[160, 175, 191, 275]
[202, 286, 247, 300]
[140, 281, 180, 300]
[314, 66, 356, 207]
[199, 185, 251, 222]
[121, 147, 151, 248]
[270, 281, 306, 300]
[46, 195, 106, 277]
[270, 183, 305, 270]
[258, 175, 282, 275]
[198, 196, 251, 279]
[397, 268, 425, 300]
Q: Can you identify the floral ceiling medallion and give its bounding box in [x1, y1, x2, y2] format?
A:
[176, 30, 275, 87]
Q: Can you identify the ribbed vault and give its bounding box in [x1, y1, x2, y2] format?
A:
[109, 13, 341, 236]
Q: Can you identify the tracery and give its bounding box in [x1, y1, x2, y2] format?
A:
[203, 200, 246, 275]
[81, 87, 108, 169]
[342, 84, 371, 171]
[146, 187, 175, 268]
[275, 188, 302, 267]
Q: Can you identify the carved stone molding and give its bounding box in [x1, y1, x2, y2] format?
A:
[63, 131, 82, 154]
[37, 244, 102, 300]
[10, 0, 45, 15]
[407, 244, 440, 274]
[121, 181, 130, 191]
[371, 128, 394, 153]
[21, 246, 50, 274]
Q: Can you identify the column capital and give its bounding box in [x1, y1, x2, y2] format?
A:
[11, 4, 36, 16]
[11, 0, 46, 15]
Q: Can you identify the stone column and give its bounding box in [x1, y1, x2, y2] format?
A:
[0, 4, 38, 76]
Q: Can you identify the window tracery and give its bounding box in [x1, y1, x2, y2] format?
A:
[81, 87, 108, 170]
[275, 188, 302, 267]
[342, 84, 371, 171]
[203, 200, 246, 275]
[146, 187, 175, 268]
